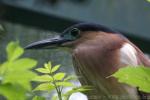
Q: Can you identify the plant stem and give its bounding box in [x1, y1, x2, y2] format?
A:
[48, 66, 63, 100]
[50, 73, 62, 100]
[52, 77, 62, 100]
[57, 88, 62, 100]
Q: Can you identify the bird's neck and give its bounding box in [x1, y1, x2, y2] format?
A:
[71, 34, 138, 100]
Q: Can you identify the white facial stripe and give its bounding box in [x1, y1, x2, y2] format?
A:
[120, 43, 138, 66]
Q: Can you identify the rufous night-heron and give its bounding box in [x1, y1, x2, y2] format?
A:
[26, 23, 150, 100]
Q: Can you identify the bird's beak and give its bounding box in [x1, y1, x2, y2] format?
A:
[25, 36, 70, 49]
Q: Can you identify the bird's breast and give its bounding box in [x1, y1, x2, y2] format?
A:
[72, 42, 122, 78]
[72, 40, 139, 100]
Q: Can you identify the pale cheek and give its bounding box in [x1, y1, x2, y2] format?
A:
[120, 43, 138, 66]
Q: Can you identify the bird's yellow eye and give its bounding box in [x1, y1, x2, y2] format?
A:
[70, 28, 80, 38]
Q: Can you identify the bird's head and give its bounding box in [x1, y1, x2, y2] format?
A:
[25, 23, 118, 50]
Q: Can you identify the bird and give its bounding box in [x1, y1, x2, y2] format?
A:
[26, 23, 150, 100]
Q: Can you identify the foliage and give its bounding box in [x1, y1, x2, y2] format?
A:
[111, 66, 150, 93]
[0, 41, 37, 100]
[3, 41, 150, 100]
[147, 0, 150, 3]
[33, 61, 91, 100]
[32, 96, 46, 100]
[0, 41, 90, 100]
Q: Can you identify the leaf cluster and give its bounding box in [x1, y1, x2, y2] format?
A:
[0, 42, 37, 100]
[0, 41, 91, 100]
[33, 62, 91, 100]
[111, 66, 150, 93]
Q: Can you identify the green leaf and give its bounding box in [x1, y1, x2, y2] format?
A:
[12, 58, 37, 70]
[35, 68, 50, 73]
[147, 0, 150, 2]
[56, 82, 74, 87]
[6, 42, 24, 61]
[34, 83, 55, 91]
[64, 86, 92, 100]
[44, 61, 52, 71]
[32, 75, 53, 82]
[112, 66, 150, 93]
[3, 70, 37, 90]
[0, 41, 38, 99]
[54, 73, 66, 80]
[0, 59, 37, 74]
[0, 84, 26, 100]
[51, 65, 60, 73]
[32, 96, 46, 100]
[0, 48, 37, 91]
[64, 75, 78, 81]
[52, 95, 58, 100]
[0, 62, 9, 75]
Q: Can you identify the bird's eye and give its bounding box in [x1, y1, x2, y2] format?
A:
[70, 28, 80, 38]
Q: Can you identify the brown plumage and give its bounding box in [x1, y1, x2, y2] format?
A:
[71, 32, 137, 100]
[26, 23, 150, 100]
